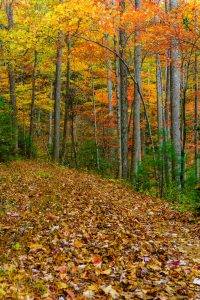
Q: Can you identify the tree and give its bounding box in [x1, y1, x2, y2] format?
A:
[5, 0, 18, 153]
[119, 0, 128, 179]
[170, 0, 181, 187]
[29, 50, 38, 157]
[132, 0, 142, 182]
[53, 29, 63, 162]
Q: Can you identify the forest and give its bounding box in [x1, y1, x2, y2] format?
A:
[0, 0, 200, 299]
[0, 0, 199, 204]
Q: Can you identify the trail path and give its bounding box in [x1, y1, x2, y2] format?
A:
[0, 161, 200, 299]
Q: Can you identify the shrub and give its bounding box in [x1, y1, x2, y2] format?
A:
[77, 140, 110, 173]
[0, 97, 16, 161]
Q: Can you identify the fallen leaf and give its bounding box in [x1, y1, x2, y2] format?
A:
[74, 240, 83, 248]
[28, 243, 46, 252]
[102, 285, 119, 299]
[193, 278, 200, 285]
[66, 289, 76, 299]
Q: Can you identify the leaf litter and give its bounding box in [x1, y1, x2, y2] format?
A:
[0, 161, 200, 299]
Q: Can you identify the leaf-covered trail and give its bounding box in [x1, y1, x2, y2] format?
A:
[0, 161, 200, 299]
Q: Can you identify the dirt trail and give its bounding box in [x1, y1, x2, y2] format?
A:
[0, 161, 200, 299]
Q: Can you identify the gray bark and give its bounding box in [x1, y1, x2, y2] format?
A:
[119, 0, 128, 179]
[6, 0, 18, 153]
[92, 68, 100, 171]
[156, 55, 164, 194]
[195, 53, 199, 183]
[165, 59, 171, 142]
[114, 34, 122, 179]
[48, 81, 53, 147]
[29, 50, 38, 157]
[170, 0, 181, 186]
[156, 55, 164, 147]
[6, 0, 14, 29]
[105, 34, 114, 159]
[180, 60, 188, 188]
[132, 0, 142, 181]
[8, 62, 18, 152]
[141, 114, 146, 159]
[53, 31, 63, 162]
[62, 34, 71, 164]
[164, 4, 171, 186]
[195, 8, 199, 182]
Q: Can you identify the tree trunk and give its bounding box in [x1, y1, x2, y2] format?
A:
[92, 68, 100, 171]
[165, 59, 171, 142]
[8, 62, 18, 153]
[119, 0, 128, 179]
[156, 54, 164, 195]
[29, 50, 38, 158]
[62, 34, 71, 164]
[195, 52, 199, 183]
[53, 31, 63, 162]
[114, 34, 122, 179]
[105, 34, 114, 160]
[6, 0, 18, 153]
[132, 0, 142, 183]
[180, 60, 188, 188]
[194, 8, 199, 184]
[170, 0, 181, 187]
[141, 114, 146, 159]
[48, 81, 53, 148]
[71, 106, 77, 168]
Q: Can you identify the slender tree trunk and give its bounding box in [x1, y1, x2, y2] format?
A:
[195, 8, 199, 183]
[163, 53, 171, 187]
[62, 34, 71, 164]
[132, 0, 142, 183]
[163, 0, 171, 189]
[114, 34, 122, 179]
[141, 118, 146, 159]
[8, 63, 18, 153]
[67, 86, 77, 167]
[119, 0, 128, 179]
[113, 0, 122, 179]
[194, 54, 200, 182]
[105, 34, 114, 160]
[91, 68, 100, 171]
[49, 81, 53, 148]
[37, 77, 41, 136]
[156, 54, 164, 195]
[6, 0, 18, 153]
[29, 50, 38, 157]
[195, 51, 199, 183]
[156, 55, 164, 147]
[165, 59, 171, 142]
[170, 0, 181, 187]
[68, 89, 77, 167]
[53, 31, 63, 162]
[71, 110, 77, 167]
[180, 60, 188, 188]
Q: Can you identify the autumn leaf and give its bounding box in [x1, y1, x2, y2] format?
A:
[12, 242, 21, 251]
[0, 161, 200, 299]
[57, 282, 68, 290]
[74, 240, 83, 248]
[28, 243, 46, 252]
[102, 285, 119, 299]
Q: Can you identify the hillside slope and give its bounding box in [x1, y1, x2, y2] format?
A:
[0, 161, 200, 299]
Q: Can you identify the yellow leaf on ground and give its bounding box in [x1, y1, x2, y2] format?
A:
[28, 243, 46, 252]
[74, 240, 83, 248]
[57, 282, 68, 290]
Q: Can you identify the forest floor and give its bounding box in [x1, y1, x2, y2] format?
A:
[0, 161, 200, 300]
